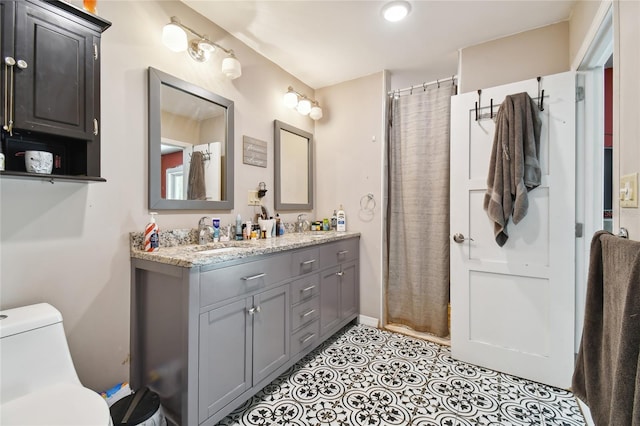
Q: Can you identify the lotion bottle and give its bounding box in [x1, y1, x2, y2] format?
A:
[235, 214, 243, 241]
[144, 212, 159, 252]
[337, 205, 346, 232]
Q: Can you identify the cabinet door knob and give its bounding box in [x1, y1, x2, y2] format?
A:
[16, 59, 27, 69]
[93, 119, 99, 136]
[248, 305, 261, 315]
[336, 271, 344, 277]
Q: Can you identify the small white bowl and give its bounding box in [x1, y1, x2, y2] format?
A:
[25, 151, 53, 174]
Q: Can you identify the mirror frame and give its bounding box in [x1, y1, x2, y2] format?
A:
[274, 120, 313, 211]
[148, 67, 234, 210]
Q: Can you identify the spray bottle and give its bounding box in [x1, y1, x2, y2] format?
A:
[144, 212, 159, 252]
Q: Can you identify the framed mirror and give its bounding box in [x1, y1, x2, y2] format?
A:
[148, 67, 234, 210]
[274, 120, 313, 210]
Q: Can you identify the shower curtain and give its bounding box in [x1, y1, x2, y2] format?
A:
[386, 83, 455, 337]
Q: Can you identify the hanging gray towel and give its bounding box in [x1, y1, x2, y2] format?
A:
[483, 92, 541, 246]
[572, 231, 640, 425]
[187, 151, 206, 200]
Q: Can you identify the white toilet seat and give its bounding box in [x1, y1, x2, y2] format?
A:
[1, 382, 112, 425]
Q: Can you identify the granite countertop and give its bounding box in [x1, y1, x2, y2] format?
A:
[130, 230, 361, 268]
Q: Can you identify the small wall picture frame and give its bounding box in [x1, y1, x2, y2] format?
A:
[243, 136, 268, 168]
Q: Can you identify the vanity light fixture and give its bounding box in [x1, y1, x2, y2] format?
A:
[382, 1, 411, 22]
[162, 16, 242, 80]
[283, 86, 323, 120]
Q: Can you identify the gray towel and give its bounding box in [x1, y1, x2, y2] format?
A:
[187, 151, 206, 200]
[483, 92, 541, 246]
[572, 231, 640, 425]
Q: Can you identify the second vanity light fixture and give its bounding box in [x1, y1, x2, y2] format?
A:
[162, 16, 242, 79]
[283, 87, 323, 120]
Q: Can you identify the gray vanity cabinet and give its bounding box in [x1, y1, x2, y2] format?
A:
[130, 235, 359, 426]
[198, 283, 289, 423]
[319, 239, 360, 338]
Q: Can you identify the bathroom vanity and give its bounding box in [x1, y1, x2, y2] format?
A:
[129, 231, 360, 426]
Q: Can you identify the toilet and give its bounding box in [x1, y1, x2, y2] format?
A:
[0, 303, 112, 425]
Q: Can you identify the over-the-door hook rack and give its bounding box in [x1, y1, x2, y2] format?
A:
[537, 76, 544, 111]
[475, 89, 481, 121]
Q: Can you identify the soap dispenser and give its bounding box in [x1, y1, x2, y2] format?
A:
[144, 212, 159, 252]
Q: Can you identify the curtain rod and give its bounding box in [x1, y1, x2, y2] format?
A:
[388, 75, 457, 96]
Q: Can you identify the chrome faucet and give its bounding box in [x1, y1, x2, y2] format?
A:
[296, 214, 308, 233]
[198, 216, 213, 245]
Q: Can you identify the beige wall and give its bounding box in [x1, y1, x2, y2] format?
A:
[569, 0, 604, 67]
[0, 0, 316, 391]
[314, 73, 386, 324]
[459, 21, 570, 93]
[614, 0, 640, 237]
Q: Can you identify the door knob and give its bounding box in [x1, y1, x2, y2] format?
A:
[453, 233, 474, 244]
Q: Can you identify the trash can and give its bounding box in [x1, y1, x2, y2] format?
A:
[109, 388, 166, 426]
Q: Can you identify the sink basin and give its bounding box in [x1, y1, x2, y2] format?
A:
[194, 246, 238, 255]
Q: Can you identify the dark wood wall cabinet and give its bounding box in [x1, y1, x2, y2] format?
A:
[0, 0, 110, 182]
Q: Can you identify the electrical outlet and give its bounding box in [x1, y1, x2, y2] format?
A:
[248, 190, 260, 206]
[620, 172, 638, 208]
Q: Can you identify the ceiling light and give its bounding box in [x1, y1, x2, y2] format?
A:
[309, 103, 323, 120]
[161, 16, 242, 80]
[283, 88, 299, 108]
[221, 54, 242, 80]
[382, 1, 411, 22]
[283, 87, 324, 120]
[296, 98, 312, 115]
[162, 17, 188, 52]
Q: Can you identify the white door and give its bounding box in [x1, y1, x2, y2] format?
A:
[450, 72, 576, 389]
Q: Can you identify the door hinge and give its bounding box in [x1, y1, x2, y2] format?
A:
[93, 43, 98, 60]
[576, 86, 585, 102]
[575, 222, 584, 238]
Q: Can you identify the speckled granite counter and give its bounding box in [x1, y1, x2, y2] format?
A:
[130, 230, 360, 268]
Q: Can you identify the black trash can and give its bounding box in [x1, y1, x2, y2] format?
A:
[110, 388, 165, 426]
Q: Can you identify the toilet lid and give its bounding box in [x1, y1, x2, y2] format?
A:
[1, 382, 111, 425]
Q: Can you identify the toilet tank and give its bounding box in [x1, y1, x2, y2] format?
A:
[0, 303, 81, 405]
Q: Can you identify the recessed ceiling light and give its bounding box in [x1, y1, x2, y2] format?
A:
[382, 1, 411, 22]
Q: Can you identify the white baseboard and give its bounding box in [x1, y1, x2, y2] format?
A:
[358, 315, 379, 327]
[577, 398, 594, 426]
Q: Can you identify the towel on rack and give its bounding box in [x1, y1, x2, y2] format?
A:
[483, 92, 541, 246]
[187, 151, 206, 200]
[572, 231, 640, 425]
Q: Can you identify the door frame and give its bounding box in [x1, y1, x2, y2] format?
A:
[573, 1, 613, 354]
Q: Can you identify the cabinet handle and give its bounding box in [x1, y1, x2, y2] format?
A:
[302, 259, 316, 266]
[336, 271, 344, 277]
[301, 284, 316, 293]
[93, 118, 99, 136]
[300, 333, 315, 344]
[338, 250, 349, 256]
[16, 59, 27, 70]
[301, 309, 316, 318]
[247, 305, 261, 315]
[242, 273, 266, 281]
[93, 43, 99, 60]
[3, 57, 15, 136]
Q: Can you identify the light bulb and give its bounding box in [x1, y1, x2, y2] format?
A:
[296, 99, 312, 115]
[309, 105, 323, 120]
[283, 91, 298, 108]
[162, 19, 188, 52]
[222, 56, 242, 79]
[382, 1, 411, 22]
[198, 39, 216, 54]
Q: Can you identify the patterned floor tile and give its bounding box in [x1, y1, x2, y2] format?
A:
[216, 324, 586, 426]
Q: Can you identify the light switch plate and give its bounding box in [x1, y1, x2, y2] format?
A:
[248, 190, 260, 206]
[620, 172, 638, 208]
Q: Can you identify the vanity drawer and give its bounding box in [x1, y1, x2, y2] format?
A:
[291, 296, 320, 331]
[291, 247, 320, 276]
[291, 319, 320, 356]
[200, 254, 291, 307]
[319, 238, 359, 269]
[290, 274, 320, 305]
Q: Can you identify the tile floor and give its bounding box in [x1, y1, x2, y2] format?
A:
[217, 324, 586, 426]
